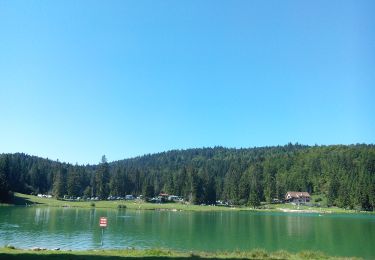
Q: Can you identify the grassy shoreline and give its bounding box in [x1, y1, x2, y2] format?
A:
[0, 247, 362, 260]
[1, 193, 373, 215]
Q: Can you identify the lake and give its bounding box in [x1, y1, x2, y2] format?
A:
[0, 207, 374, 259]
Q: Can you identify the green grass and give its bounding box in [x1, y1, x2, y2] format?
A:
[7, 193, 237, 212]
[264, 194, 372, 214]
[3, 193, 372, 214]
[270, 201, 363, 214]
[311, 194, 328, 207]
[0, 247, 362, 260]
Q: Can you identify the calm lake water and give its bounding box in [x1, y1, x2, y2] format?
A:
[0, 207, 374, 259]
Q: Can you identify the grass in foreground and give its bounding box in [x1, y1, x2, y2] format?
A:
[3, 193, 372, 214]
[0, 247, 362, 260]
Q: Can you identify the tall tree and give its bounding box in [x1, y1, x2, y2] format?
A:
[67, 168, 81, 197]
[143, 183, 155, 199]
[52, 167, 67, 198]
[201, 170, 216, 204]
[327, 173, 339, 206]
[247, 164, 262, 208]
[264, 160, 276, 203]
[95, 155, 110, 199]
[224, 166, 241, 204]
[0, 155, 11, 202]
[109, 168, 120, 196]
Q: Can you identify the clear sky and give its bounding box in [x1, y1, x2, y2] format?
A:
[0, 0, 374, 164]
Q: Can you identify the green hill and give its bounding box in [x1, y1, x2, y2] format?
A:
[1, 144, 374, 211]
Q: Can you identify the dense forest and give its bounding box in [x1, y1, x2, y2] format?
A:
[0, 144, 374, 211]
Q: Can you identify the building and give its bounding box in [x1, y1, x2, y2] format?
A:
[285, 191, 311, 204]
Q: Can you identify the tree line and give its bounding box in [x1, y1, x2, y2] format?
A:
[0, 144, 374, 211]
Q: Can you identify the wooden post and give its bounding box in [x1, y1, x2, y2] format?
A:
[101, 228, 104, 246]
[99, 217, 108, 247]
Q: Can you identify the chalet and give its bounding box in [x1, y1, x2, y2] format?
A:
[285, 191, 311, 204]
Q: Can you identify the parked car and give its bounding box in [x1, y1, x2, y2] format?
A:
[125, 195, 135, 200]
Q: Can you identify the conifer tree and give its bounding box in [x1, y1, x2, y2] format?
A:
[95, 155, 110, 199]
[52, 167, 67, 198]
[0, 156, 11, 202]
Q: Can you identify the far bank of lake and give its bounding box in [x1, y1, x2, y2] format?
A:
[5, 193, 373, 215]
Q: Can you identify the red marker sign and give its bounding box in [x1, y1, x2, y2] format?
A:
[99, 217, 108, 228]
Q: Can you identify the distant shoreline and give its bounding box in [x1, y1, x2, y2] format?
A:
[2, 193, 373, 215]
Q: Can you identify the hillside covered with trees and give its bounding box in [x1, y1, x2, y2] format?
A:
[0, 144, 374, 211]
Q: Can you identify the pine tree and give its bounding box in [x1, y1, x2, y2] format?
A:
[52, 167, 67, 198]
[29, 164, 40, 193]
[223, 166, 241, 204]
[243, 163, 263, 208]
[327, 174, 339, 206]
[264, 161, 276, 203]
[0, 155, 11, 202]
[143, 183, 154, 199]
[248, 189, 260, 208]
[67, 168, 81, 197]
[109, 168, 122, 196]
[95, 155, 110, 199]
[238, 170, 250, 204]
[164, 175, 175, 195]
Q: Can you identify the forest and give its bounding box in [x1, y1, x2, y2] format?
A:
[0, 144, 374, 211]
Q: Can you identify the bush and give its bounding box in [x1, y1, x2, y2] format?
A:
[314, 197, 322, 202]
[117, 204, 127, 209]
[5, 244, 15, 249]
[90, 202, 95, 207]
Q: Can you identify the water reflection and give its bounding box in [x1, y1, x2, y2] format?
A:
[34, 207, 50, 225]
[0, 207, 374, 259]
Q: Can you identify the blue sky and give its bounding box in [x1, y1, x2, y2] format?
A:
[0, 0, 374, 164]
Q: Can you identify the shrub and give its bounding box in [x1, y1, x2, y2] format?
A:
[314, 197, 323, 202]
[117, 204, 127, 209]
[90, 202, 95, 207]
